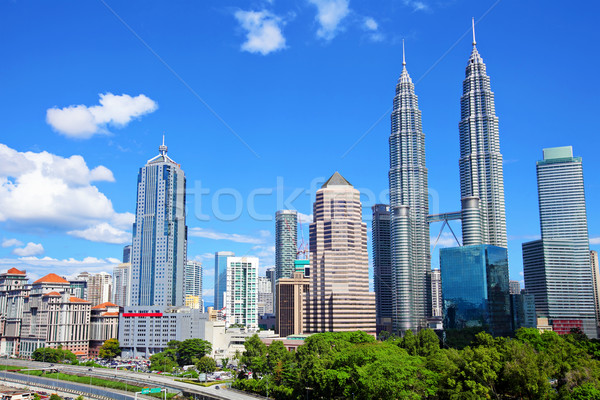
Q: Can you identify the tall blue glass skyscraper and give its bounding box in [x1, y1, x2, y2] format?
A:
[130, 139, 187, 307]
[214, 251, 234, 310]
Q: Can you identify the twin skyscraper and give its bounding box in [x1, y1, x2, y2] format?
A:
[387, 21, 507, 334]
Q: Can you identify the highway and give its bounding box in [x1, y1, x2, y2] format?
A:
[0, 359, 259, 400]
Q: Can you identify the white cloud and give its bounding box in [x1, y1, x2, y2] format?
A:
[203, 288, 215, 298]
[298, 212, 313, 224]
[46, 93, 158, 139]
[308, 0, 350, 40]
[251, 245, 276, 268]
[189, 228, 266, 244]
[234, 10, 287, 55]
[192, 253, 215, 262]
[362, 16, 384, 42]
[590, 237, 600, 245]
[364, 17, 377, 31]
[2, 238, 23, 248]
[68, 223, 130, 244]
[0, 143, 131, 244]
[403, 0, 429, 12]
[12, 242, 44, 256]
[430, 232, 460, 248]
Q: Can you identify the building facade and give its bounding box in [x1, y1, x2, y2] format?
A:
[276, 210, 298, 281]
[305, 172, 376, 334]
[523, 146, 597, 338]
[130, 139, 187, 307]
[388, 47, 430, 334]
[430, 269, 442, 318]
[592, 251, 600, 326]
[112, 263, 131, 307]
[372, 204, 392, 333]
[0, 268, 29, 356]
[89, 302, 120, 357]
[276, 266, 309, 338]
[122, 245, 132, 264]
[257, 276, 273, 315]
[88, 272, 112, 307]
[20, 274, 91, 358]
[184, 261, 202, 298]
[458, 24, 507, 248]
[440, 245, 512, 337]
[225, 257, 258, 328]
[509, 280, 521, 295]
[214, 252, 234, 310]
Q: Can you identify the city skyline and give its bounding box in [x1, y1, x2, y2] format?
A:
[0, 1, 599, 307]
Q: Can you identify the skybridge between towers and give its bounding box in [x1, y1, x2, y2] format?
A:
[427, 211, 462, 250]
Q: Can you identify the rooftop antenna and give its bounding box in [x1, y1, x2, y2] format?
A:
[402, 39, 406, 66]
[159, 133, 168, 155]
[472, 17, 477, 46]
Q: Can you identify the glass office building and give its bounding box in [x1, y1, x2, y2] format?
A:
[214, 251, 234, 310]
[441, 244, 511, 337]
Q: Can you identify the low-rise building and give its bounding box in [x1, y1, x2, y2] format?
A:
[20, 273, 91, 358]
[119, 306, 209, 358]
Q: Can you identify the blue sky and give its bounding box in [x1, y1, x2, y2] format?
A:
[0, 1, 598, 306]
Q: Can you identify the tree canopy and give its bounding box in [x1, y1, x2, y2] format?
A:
[98, 338, 121, 360]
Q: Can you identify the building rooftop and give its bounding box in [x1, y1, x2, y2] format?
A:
[5, 268, 26, 275]
[321, 171, 352, 188]
[43, 291, 61, 297]
[34, 273, 69, 284]
[92, 301, 118, 309]
[69, 296, 89, 303]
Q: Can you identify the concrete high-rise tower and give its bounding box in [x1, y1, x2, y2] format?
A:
[523, 146, 596, 337]
[184, 261, 202, 297]
[130, 138, 187, 307]
[388, 42, 430, 334]
[305, 172, 376, 333]
[275, 210, 298, 281]
[214, 251, 234, 310]
[458, 21, 507, 247]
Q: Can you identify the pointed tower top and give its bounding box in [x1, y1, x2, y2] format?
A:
[321, 171, 352, 188]
[159, 134, 168, 155]
[402, 39, 406, 66]
[471, 17, 476, 46]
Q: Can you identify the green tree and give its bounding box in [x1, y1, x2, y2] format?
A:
[175, 338, 212, 366]
[98, 338, 121, 360]
[149, 351, 177, 372]
[240, 334, 268, 376]
[498, 340, 552, 399]
[221, 357, 230, 369]
[76, 396, 84, 400]
[49, 395, 62, 400]
[196, 356, 216, 374]
[32, 394, 41, 400]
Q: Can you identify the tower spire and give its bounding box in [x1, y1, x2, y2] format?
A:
[472, 17, 476, 46]
[402, 39, 406, 66]
[159, 134, 168, 155]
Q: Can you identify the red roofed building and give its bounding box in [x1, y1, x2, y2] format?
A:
[0, 268, 30, 356]
[89, 302, 120, 357]
[20, 274, 91, 358]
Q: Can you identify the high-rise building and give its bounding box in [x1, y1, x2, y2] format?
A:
[266, 267, 276, 306]
[441, 245, 512, 337]
[276, 265, 310, 338]
[69, 280, 87, 300]
[184, 261, 202, 297]
[509, 280, 521, 295]
[430, 269, 442, 318]
[372, 204, 392, 333]
[592, 251, 600, 326]
[276, 210, 298, 281]
[225, 257, 259, 328]
[112, 262, 131, 307]
[257, 276, 273, 315]
[89, 302, 119, 357]
[214, 251, 235, 310]
[130, 139, 187, 307]
[388, 43, 430, 334]
[511, 292, 536, 331]
[88, 272, 112, 307]
[305, 172, 376, 333]
[523, 146, 596, 337]
[458, 22, 507, 248]
[123, 245, 132, 264]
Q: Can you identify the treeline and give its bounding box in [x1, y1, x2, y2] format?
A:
[233, 328, 600, 399]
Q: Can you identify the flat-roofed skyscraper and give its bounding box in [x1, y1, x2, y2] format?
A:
[305, 172, 376, 333]
[388, 44, 430, 334]
[130, 139, 187, 307]
[372, 204, 392, 333]
[214, 251, 234, 310]
[523, 146, 596, 338]
[184, 261, 202, 297]
[458, 22, 507, 248]
[276, 210, 298, 281]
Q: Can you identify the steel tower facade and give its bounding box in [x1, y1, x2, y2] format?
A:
[388, 45, 430, 334]
[458, 24, 507, 247]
